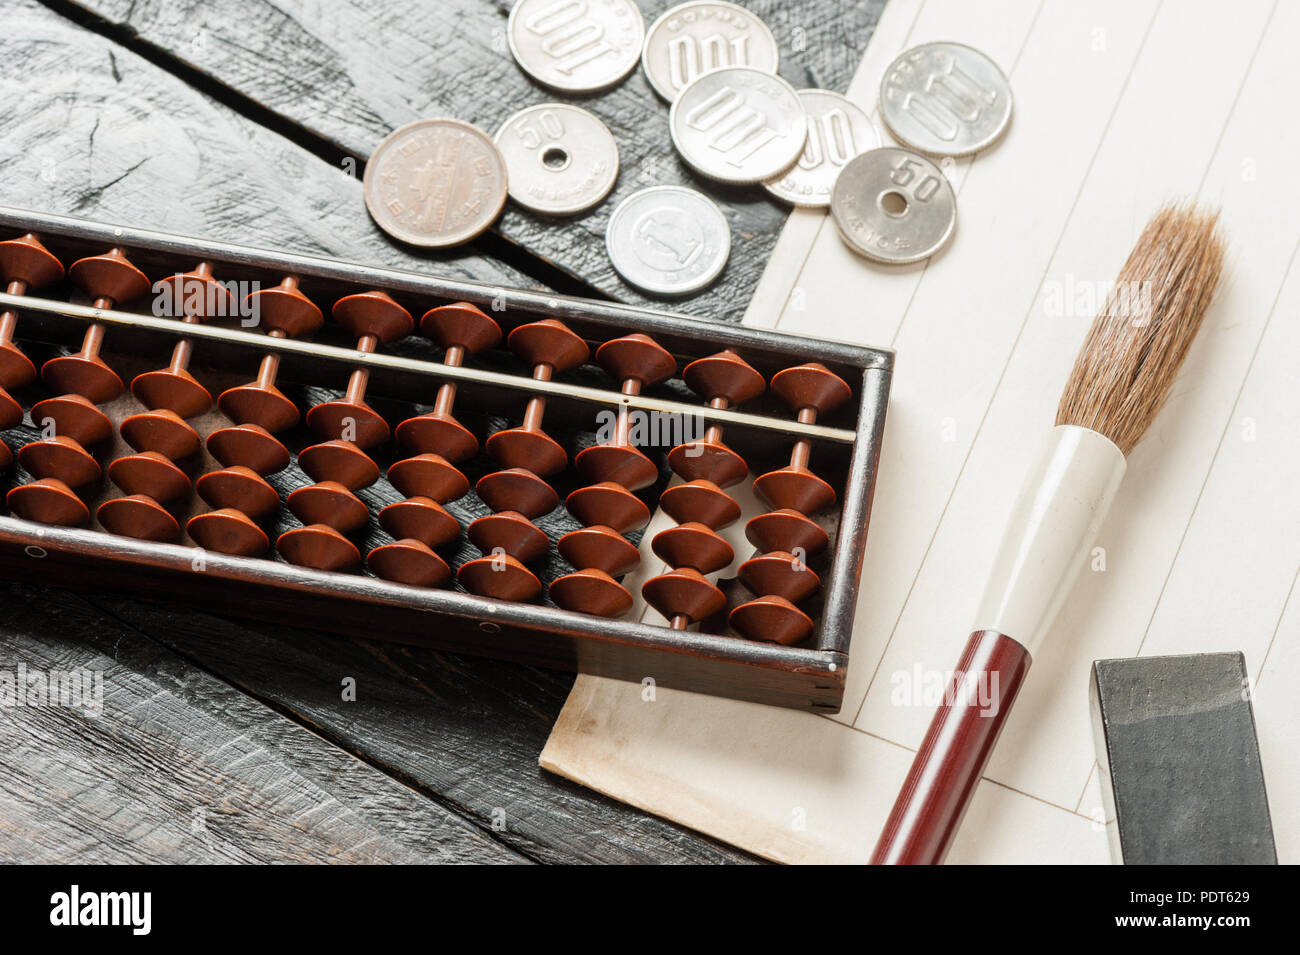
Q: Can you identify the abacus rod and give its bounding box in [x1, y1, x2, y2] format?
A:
[4, 293, 857, 444]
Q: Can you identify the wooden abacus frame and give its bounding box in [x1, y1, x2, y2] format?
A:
[0, 207, 892, 712]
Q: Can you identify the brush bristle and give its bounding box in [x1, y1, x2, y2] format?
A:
[1055, 203, 1225, 454]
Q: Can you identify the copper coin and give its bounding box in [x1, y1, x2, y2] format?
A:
[364, 119, 508, 249]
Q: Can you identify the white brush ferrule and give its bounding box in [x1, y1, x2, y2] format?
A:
[973, 425, 1127, 656]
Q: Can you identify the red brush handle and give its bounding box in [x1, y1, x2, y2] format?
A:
[870, 630, 1033, 865]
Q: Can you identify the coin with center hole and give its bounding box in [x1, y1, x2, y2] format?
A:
[494, 105, 619, 216]
[830, 147, 956, 265]
[606, 186, 730, 296]
[669, 67, 807, 184]
[763, 89, 880, 208]
[642, 0, 779, 103]
[879, 41, 1013, 157]
[508, 0, 645, 93]
[364, 119, 508, 248]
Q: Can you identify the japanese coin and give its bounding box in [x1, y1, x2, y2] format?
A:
[830, 147, 956, 265]
[763, 89, 880, 208]
[879, 41, 1013, 157]
[507, 0, 645, 93]
[642, 0, 779, 103]
[606, 186, 730, 296]
[364, 119, 508, 248]
[669, 67, 807, 185]
[495, 104, 619, 216]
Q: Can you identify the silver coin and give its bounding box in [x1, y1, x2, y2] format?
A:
[669, 67, 807, 185]
[606, 186, 730, 296]
[763, 89, 880, 208]
[830, 147, 956, 265]
[879, 41, 1013, 157]
[507, 0, 645, 93]
[364, 119, 508, 248]
[494, 104, 619, 216]
[641, 0, 779, 103]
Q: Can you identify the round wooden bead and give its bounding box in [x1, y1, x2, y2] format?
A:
[558, 524, 641, 576]
[196, 466, 280, 518]
[17, 436, 100, 487]
[550, 569, 633, 618]
[468, 510, 550, 562]
[108, 452, 191, 502]
[730, 595, 815, 646]
[187, 508, 270, 557]
[378, 497, 459, 547]
[642, 567, 725, 625]
[738, 550, 822, 602]
[769, 363, 851, 416]
[475, 468, 557, 519]
[7, 478, 88, 526]
[367, 539, 451, 587]
[458, 554, 542, 601]
[659, 479, 741, 530]
[745, 508, 829, 557]
[683, 350, 765, 407]
[419, 302, 501, 353]
[29, 394, 113, 447]
[97, 494, 180, 541]
[564, 481, 649, 533]
[207, 423, 291, 476]
[287, 480, 368, 532]
[298, 439, 380, 490]
[120, 409, 202, 460]
[651, 522, 734, 575]
[277, 524, 361, 572]
[331, 290, 412, 344]
[388, 453, 469, 503]
[130, 367, 212, 419]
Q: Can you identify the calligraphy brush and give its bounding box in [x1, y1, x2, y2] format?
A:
[870, 203, 1226, 865]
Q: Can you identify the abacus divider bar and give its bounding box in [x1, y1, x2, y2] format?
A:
[0, 292, 856, 444]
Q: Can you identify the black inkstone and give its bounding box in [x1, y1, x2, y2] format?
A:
[1090, 651, 1276, 865]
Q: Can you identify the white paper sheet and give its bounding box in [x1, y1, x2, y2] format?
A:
[541, 0, 1300, 864]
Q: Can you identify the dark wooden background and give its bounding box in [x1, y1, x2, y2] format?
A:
[0, 0, 883, 863]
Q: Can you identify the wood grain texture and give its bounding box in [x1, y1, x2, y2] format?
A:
[77, 592, 757, 863]
[0, 581, 525, 863]
[1, 0, 532, 289]
[59, 0, 887, 321]
[0, 0, 755, 862]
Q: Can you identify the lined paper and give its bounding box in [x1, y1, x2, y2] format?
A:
[542, 0, 1299, 863]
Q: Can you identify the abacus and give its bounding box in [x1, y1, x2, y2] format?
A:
[0, 207, 891, 712]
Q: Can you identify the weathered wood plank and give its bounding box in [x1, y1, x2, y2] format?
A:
[80, 591, 758, 863]
[0, 581, 526, 863]
[57, 0, 886, 321]
[0, 0, 750, 863]
[2, 0, 533, 288]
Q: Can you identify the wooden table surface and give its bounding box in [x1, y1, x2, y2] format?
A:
[0, 0, 883, 863]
